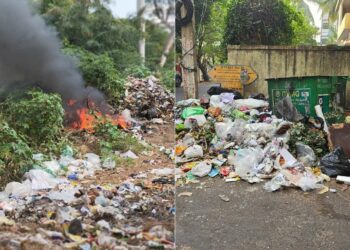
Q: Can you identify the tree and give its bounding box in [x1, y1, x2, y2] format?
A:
[224, 0, 317, 46]
[309, 0, 338, 23]
[146, 0, 175, 68]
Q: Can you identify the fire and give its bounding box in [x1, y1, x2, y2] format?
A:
[66, 99, 128, 132]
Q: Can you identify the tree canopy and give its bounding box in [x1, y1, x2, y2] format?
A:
[224, 0, 317, 46]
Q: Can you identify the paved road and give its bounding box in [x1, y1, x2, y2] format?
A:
[176, 178, 350, 250]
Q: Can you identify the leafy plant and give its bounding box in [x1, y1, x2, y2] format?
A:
[64, 47, 125, 101]
[156, 68, 175, 92]
[0, 121, 33, 187]
[124, 64, 152, 79]
[2, 90, 64, 147]
[94, 121, 146, 157]
[288, 123, 328, 158]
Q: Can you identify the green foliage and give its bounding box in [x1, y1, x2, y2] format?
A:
[224, 0, 317, 46]
[94, 122, 145, 157]
[64, 47, 125, 101]
[0, 121, 33, 187]
[288, 123, 328, 158]
[2, 90, 64, 147]
[123, 64, 152, 79]
[158, 68, 175, 92]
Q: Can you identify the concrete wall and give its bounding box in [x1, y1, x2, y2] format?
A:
[227, 45, 350, 106]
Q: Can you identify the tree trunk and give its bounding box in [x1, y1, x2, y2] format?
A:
[159, 29, 175, 68]
[197, 58, 210, 81]
[181, 0, 198, 99]
[137, 0, 146, 64]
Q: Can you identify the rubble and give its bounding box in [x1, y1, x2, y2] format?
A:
[176, 93, 338, 193]
[123, 76, 174, 121]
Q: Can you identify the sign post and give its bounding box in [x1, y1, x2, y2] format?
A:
[208, 65, 257, 94]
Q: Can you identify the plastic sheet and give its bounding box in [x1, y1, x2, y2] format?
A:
[296, 142, 316, 167]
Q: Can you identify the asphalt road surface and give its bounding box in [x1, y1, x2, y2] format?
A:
[176, 177, 350, 250]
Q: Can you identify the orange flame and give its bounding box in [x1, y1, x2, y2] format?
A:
[68, 106, 128, 132]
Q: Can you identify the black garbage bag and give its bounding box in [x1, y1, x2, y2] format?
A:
[207, 86, 242, 99]
[250, 93, 266, 100]
[320, 147, 350, 177]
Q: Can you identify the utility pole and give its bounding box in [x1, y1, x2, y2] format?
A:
[180, 0, 198, 99]
[137, 0, 146, 64]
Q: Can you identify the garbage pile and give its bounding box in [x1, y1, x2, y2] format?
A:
[175, 93, 344, 193]
[0, 148, 174, 249]
[123, 76, 174, 121]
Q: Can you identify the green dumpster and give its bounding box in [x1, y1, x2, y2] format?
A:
[267, 76, 347, 118]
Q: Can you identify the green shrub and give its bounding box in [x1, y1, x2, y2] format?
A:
[157, 69, 175, 92]
[2, 90, 64, 147]
[0, 121, 33, 187]
[64, 47, 125, 101]
[123, 64, 152, 79]
[94, 122, 145, 157]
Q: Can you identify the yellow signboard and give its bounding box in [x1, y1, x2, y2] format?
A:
[208, 65, 258, 92]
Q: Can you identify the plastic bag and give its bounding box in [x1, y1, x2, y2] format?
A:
[209, 95, 221, 107]
[25, 169, 60, 190]
[151, 168, 174, 176]
[320, 147, 350, 177]
[184, 145, 203, 159]
[220, 93, 235, 104]
[181, 106, 205, 119]
[215, 118, 246, 143]
[184, 115, 207, 128]
[276, 96, 303, 122]
[121, 150, 138, 159]
[263, 173, 290, 192]
[296, 142, 316, 167]
[233, 148, 264, 179]
[234, 98, 269, 109]
[4, 180, 32, 197]
[191, 161, 212, 177]
[42, 160, 61, 175]
[84, 153, 101, 168]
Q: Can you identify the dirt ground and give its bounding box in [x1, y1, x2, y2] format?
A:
[176, 177, 350, 250]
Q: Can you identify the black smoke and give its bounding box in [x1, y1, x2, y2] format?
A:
[0, 0, 102, 102]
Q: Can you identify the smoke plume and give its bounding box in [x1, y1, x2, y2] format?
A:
[0, 0, 97, 101]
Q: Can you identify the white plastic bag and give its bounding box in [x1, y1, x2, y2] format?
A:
[184, 145, 203, 159]
[25, 169, 60, 190]
[191, 162, 212, 177]
[233, 148, 264, 179]
[84, 153, 101, 168]
[235, 98, 269, 109]
[184, 115, 207, 128]
[42, 160, 61, 174]
[151, 168, 174, 176]
[4, 180, 32, 197]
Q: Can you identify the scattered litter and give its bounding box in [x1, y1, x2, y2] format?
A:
[121, 150, 139, 159]
[178, 192, 192, 197]
[336, 175, 350, 185]
[218, 194, 230, 202]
